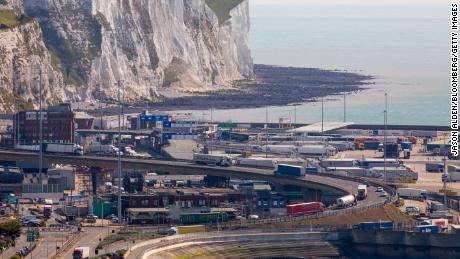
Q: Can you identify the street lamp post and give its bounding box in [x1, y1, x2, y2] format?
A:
[38, 69, 43, 185]
[117, 80, 123, 223]
[384, 93, 388, 182]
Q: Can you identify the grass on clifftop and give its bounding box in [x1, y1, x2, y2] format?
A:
[205, 0, 244, 25]
[0, 9, 32, 29]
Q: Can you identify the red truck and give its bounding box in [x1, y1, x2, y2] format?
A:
[286, 202, 324, 216]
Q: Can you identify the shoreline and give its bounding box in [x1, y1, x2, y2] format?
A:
[87, 64, 374, 115]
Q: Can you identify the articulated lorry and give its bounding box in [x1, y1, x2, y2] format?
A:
[193, 153, 232, 167]
[336, 194, 357, 208]
[88, 142, 118, 154]
[275, 164, 306, 177]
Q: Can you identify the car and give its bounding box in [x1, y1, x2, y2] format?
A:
[106, 214, 116, 220]
[405, 206, 420, 214]
[379, 191, 388, 197]
[111, 217, 119, 223]
[376, 187, 384, 192]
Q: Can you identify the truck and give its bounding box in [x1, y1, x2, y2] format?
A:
[44, 143, 83, 156]
[72, 246, 89, 259]
[425, 163, 444, 172]
[275, 164, 306, 177]
[237, 158, 277, 168]
[286, 202, 324, 216]
[336, 194, 357, 208]
[177, 225, 206, 234]
[88, 142, 117, 154]
[193, 153, 232, 167]
[297, 145, 336, 156]
[262, 145, 296, 153]
[397, 188, 427, 199]
[442, 173, 460, 182]
[357, 185, 368, 200]
[43, 205, 52, 219]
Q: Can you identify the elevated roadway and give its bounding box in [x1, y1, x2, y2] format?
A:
[0, 150, 385, 205]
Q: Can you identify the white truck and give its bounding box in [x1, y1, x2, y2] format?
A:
[397, 188, 428, 199]
[72, 246, 89, 259]
[336, 194, 357, 208]
[442, 173, 460, 182]
[45, 143, 84, 156]
[237, 158, 277, 168]
[193, 153, 232, 167]
[262, 145, 296, 153]
[297, 145, 336, 156]
[88, 142, 117, 154]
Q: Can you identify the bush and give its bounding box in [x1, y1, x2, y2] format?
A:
[0, 220, 21, 238]
[10, 254, 21, 259]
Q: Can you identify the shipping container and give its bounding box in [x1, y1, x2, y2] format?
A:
[385, 144, 400, 158]
[364, 141, 381, 150]
[286, 202, 323, 216]
[400, 142, 413, 150]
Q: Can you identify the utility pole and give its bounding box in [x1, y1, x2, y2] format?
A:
[38, 69, 43, 185]
[384, 93, 388, 183]
[343, 94, 346, 122]
[210, 107, 213, 154]
[321, 97, 324, 135]
[117, 80, 123, 223]
[265, 106, 268, 158]
[443, 132, 448, 205]
[294, 105, 297, 128]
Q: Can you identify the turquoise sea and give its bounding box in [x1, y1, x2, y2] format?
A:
[186, 2, 450, 126]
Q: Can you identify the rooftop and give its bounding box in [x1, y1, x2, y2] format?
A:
[289, 122, 353, 134]
[127, 208, 169, 213]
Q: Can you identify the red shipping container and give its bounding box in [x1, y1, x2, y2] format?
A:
[286, 202, 324, 216]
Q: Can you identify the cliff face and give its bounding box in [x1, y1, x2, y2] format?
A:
[0, 0, 252, 111]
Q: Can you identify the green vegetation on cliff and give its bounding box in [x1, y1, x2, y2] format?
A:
[0, 10, 32, 29]
[205, 0, 244, 25]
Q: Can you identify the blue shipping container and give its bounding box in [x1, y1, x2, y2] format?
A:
[401, 142, 413, 150]
[364, 141, 381, 150]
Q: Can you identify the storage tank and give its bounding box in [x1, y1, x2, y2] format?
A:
[336, 194, 356, 207]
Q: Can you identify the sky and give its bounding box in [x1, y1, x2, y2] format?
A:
[250, 0, 450, 6]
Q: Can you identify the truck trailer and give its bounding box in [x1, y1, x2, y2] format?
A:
[193, 153, 232, 167]
[88, 142, 118, 154]
[44, 143, 83, 156]
[336, 194, 357, 208]
[397, 188, 427, 199]
[275, 164, 306, 177]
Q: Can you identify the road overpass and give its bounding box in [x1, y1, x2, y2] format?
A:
[0, 150, 384, 204]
